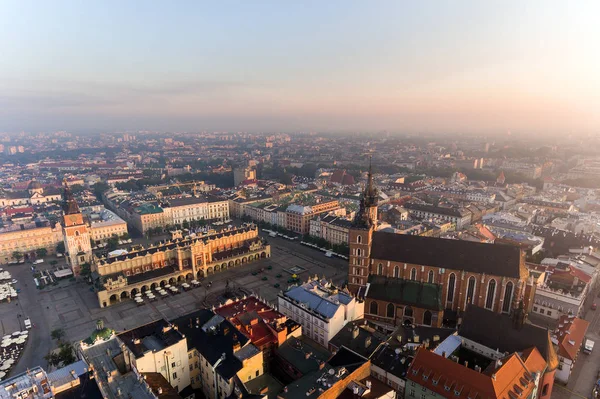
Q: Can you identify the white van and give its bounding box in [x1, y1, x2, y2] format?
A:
[24, 318, 32, 329]
[584, 339, 595, 354]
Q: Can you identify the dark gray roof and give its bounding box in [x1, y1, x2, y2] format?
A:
[366, 275, 443, 311]
[328, 320, 385, 359]
[117, 319, 185, 358]
[172, 309, 251, 380]
[370, 232, 523, 278]
[370, 345, 413, 379]
[458, 305, 557, 367]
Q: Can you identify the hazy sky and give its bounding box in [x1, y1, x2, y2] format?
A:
[1, 1, 599, 134]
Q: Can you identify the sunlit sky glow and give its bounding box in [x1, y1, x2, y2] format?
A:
[1, 1, 599, 134]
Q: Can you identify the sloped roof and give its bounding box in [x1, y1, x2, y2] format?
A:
[283, 286, 341, 319]
[370, 232, 525, 279]
[366, 275, 443, 310]
[555, 315, 589, 361]
[459, 305, 559, 371]
[408, 348, 544, 399]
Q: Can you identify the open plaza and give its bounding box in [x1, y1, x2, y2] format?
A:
[0, 233, 347, 376]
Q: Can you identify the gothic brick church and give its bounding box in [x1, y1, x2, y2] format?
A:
[347, 160, 535, 330]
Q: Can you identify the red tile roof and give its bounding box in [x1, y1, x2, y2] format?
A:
[407, 347, 545, 399]
[215, 296, 286, 349]
[554, 316, 589, 361]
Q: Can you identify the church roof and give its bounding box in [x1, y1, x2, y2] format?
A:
[370, 231, 525, 278]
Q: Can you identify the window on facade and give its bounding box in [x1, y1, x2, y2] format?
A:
[542, 384, 549, 396]
[466, 276, 476, 306]
[410, 268, 417, 280]
[378, 263, 383, 275]
[404, 306, 413, 317]
[423, 311, 432, 326]
[393, 266, 399, 278]
[356, 248, 361, 257]
[172, 372, 177, 379]
[357, 235, 362, 244]
[409, 389, 415, 397]
[370, 301, 378, 315]
[447, 273, 456, 303]
[428, 270, 434, 283]
[502, 282, 513, 313]
[485, 279, 496, 310]
[386, 303, 395, 318]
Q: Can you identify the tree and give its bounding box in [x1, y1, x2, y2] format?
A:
[91, 182, 110, 199]
[36, 248, 48, 258]
[50, 260, 58, 266]
[106, 236, 119, 251]
[56, 242, 65, 254]
[51, 328, 65, 342]
[44, 352, 61, 367]
[45, 342, 76, 367]
[12, 251, 23, 262]
[182, 220, 190, 230]
[120, 232, 130, 240]
[80, 263, 92, 280]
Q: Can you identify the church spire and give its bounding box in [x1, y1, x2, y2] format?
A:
[62, 179, 80, 215]
[352, 156, 378, 228]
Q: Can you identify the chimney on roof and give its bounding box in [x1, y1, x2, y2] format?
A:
[365, 336, 372, 348]
[352, 326, 360, 339]
[491, 373, 496, 381]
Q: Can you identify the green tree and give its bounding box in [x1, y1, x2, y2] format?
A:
[106, 236, 119, 251]
[50, 260, 58, 266]
[12, 251, 23, 262]
[36, 248, 48, 258]
[91, 182, 110, 199]
[80, 263, 92, 279]
[120, 232, 130, 240]
[56, 242, 65, 254]
[51, 328, 65, 342]
[182, 220, 190, 230]
[44, 352, 61, 367]
[58, 343, 76, 365]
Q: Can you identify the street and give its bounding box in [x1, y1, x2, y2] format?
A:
[551, 293, 600, 399]
[0, 234, 348, 376]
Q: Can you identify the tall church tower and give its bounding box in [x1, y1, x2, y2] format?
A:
[62, 180, 92, 276]
[347, 157, 378, 294]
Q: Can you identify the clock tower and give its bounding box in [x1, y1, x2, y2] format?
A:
[347, 157, 378, 294]
[62, 180, 92, 276]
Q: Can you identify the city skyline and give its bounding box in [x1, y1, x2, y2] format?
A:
[1, 1, 599, 134]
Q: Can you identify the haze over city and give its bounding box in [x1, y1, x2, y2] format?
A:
[1, 1, 599, 134]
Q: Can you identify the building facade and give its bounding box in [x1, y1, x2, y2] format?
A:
[94, 225, 270, 307]
[62, 181, 92, 276]
[278, 278, 364, 347]
[309, 214, 352, 245]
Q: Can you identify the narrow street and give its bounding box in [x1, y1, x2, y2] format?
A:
[552, 291, 600, 399]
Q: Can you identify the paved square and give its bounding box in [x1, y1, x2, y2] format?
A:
[3, 236, 349, 375]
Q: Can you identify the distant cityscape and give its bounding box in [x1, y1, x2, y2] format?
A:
[0, 131, 598, 399]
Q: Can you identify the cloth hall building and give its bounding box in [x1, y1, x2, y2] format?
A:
[94, 225, 270, 307]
